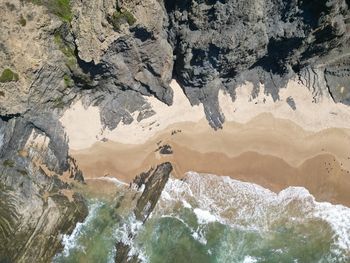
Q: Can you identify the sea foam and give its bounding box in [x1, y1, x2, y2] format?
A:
[58, 201, 103, 258]
[157, 172, 350, 260]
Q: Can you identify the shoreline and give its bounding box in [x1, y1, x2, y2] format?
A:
[72, 115, 350, 207]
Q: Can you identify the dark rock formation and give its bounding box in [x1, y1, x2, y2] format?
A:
[0, 117, 88, 262]
[115, 242, 139, 263]
[134, 162, 172, 222]
[1, 0, 349, 129]
[156, 144, 174, 155]
[68, 156, 85, 183]
[115, 162, 173, 263]
[286, 96, 297, 110]
[55, 0, 350, 129]
[165, 0, 350, 127]
[133, 168, 154, 190]
[77, 29, 174, 129]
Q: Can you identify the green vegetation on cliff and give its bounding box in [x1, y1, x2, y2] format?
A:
[63, 74, 74, 87]
[19, 15, 27, 26]
[54, 33, 77, 69]
[108, 7, 136, 31]
[24, 0, 72, 22]
[3, 160, 15, 168]
[0, 69, 19, 83]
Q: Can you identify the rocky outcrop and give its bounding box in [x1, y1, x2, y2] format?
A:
[68, 0, 175, 129]
[65, 0, 350, 128]
[1, 0, 349, 126]
[134, 162, 172, 222]
[0, 118, 88, 262]
[166, 0, 350, 127]
[3, 0, 348, 128]
[0, 182, 87, 262]
[0, 1, 72, 117]
[156, 144, 173, 155]
[114, 162, 173, 263]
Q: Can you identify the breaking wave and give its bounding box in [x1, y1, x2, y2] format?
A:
[54, 172, 350, 262]
[150, 172, 350, 262]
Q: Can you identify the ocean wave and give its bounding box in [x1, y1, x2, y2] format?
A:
[56, 201, 104, 258]
[156, 172, 350, 260]
[193, 208, 217, 224]
[54, 172, 350, 262]
[88, 176, 129, 186]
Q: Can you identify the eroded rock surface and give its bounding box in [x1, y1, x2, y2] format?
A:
[166, 0, 350, 127]
[0, 118, 87, 262]
[114, 162, 173, 263]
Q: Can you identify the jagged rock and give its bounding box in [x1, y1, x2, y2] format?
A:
[286, 96, 297, 110]
[134, 162, 172, 222]
[0, 110, 89, 261]
[114, 242, 139, 263]
[0, 119, 88, 262]
[71, 0, 119, 63]
[133, 168, 154, 190]
[0, 0, 71, 117]
[68, 156, 85, 182]
[324, 56, 350, 104]
[71, 0, 174, 129]
[115, 162, 173, 262]
[84, 29, 173, 129]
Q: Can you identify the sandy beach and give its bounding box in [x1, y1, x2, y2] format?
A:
[71, 116, 350, 207]
[62, 79, 350, 206]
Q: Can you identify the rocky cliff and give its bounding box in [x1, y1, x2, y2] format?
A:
[0, 117, 88, 262]
[0, 0, 349, 261]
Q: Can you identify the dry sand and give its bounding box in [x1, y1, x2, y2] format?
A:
[61, 79, 350, 206]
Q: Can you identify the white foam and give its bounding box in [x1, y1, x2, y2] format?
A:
[194, 208, 217, 224]
[155, 172, 350, 259]
[114, 213, 148, 262]
[59, 201, 103, 257]
[242, 255, 259, 263]
[161, 214, 209, 246]
[182, 200, 192, 209]
[89, 176, 129, 186]
[315, 202, 350, 255]
[192, 231, 207, 245]
[138, 184, 145, 192]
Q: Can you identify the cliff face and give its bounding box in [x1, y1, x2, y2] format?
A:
[166, 0, 350, 127]
[1, 0, 349, 126]
[0, 118, 88, 262]
[0, 0, 349, 261]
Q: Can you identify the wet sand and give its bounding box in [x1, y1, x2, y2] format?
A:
[71, 114, 350, 207]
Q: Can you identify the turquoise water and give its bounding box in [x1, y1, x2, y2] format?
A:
[54, 173, 350, 263]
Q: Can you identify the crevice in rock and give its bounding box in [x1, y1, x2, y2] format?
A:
[324, 69, 337, 103]
[0, 113, 21, 122]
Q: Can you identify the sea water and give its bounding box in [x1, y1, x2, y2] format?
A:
[54, 172, 350, 263]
